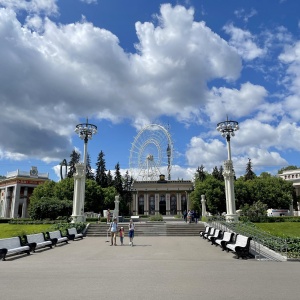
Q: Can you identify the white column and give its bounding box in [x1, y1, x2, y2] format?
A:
[201, 194, 206, 217]
[223, 160, 238, 222]
[71, 163, 85, 223]
[114, 195, 120, 221]
[11, 185, 18, 218]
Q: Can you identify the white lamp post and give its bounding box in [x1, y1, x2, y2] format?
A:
[72, 118, 97, 223]
[216, 117, 239, 222]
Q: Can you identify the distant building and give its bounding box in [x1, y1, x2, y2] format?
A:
[0, 167, 49, 218]
[278, 169, 300, 196]
[131, 174, 193, 215]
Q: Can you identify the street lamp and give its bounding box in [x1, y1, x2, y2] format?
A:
[217, 117, 239, 222]
[73, 118, 97, 222]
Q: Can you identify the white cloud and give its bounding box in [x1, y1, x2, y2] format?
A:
[223, 23, 266, 60]
[0, 0, 58, 15]
[80, 0, 97, 4]
[0, 4, 242, 162]
[204, 82, 267, 122]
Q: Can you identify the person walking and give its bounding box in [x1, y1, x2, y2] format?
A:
[97, 212, 101, 224]
[128, 219, 135, 246]
[108, 217, 118, 246]
[119, 227, 125, 246]
[194, 210, 199, 224]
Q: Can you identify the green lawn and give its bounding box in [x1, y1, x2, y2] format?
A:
[0, 224, 54, 239]
[255, 222, 300, 238]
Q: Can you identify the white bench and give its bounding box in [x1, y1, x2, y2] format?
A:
[208, 229, 222, 245]
[67, 228, 83, 240]
[0, 237, 31, 261]
[199, 226, 210, 238]
[225, 234, 252, 259]
[215, 231, 234, 250]
[24, 233, 53, 252]
[131, 216, 139, 222]
[204, 227, 215, 239]
[46, 230, 68, 246]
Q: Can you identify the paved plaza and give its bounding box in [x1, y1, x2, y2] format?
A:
[0, 236, 299, 300]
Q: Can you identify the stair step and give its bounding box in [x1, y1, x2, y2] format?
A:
[86, 223, 204, 237]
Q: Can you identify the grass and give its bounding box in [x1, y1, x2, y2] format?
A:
[255, 222, 300, 238]
[0, 224, 54, 239]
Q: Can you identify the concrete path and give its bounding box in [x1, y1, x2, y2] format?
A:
[0, 236, 299, 300]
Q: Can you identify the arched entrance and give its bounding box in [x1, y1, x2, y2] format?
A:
[159, 194, 166, 215]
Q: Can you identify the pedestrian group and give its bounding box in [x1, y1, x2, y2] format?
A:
[108, 217, 135, 246]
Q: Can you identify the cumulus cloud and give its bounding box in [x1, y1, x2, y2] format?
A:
[0, 4, 242, 163]
[0, 0, 58, 15]
[223, 23, 266, 60]
[204, 82, 267, 122]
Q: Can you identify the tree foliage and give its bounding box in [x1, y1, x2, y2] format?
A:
[95, 150, 108, 187]
[86, 153, 94, 180]
[28, 197, 72, 220]
[244, 158, 256, 181]
[196, 165, 206, 182]
[67, 150, 80, 178]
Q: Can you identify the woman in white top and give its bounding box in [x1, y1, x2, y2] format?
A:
[128, 219, 135, 246]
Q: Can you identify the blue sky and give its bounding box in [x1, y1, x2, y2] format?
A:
[0, 0, 300, 181]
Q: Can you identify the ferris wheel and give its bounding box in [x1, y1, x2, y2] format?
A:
[129, 124, 173, 181]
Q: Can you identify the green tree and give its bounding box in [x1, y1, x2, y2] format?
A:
[68, 150, 80, 178]
[95, 150, 108, 187]
[212, 166, 219, 180]
[103, 186, 117, 208]
[86, 153, 94, 180]
[114, 162, 123, 195]
[84, 179, 103, 212]
[240, 200, 268, 222]
[244, 158, 256, 181]
[107, 170, 113, 187]
[55, 177, 74, 201]
[29, 180, 56, 205]
[28, 197, 72, 220]
[191, 175, 226, 214]
[196, 165, 206, 182]
[120, 170, 133, 215]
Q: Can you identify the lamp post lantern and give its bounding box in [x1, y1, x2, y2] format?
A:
[217, 117, 239, 222]
[72, 118, 97, 223]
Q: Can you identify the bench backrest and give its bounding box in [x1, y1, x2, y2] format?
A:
[235, 234, 251, 247]
[68, 228, 78, 235]
[222, 231, 233, 242]
[204, 226, 210, 234]
[26, 233, 46, 244]
[208, 227, 215, 235]
[48, 230, 62, 239]
[213, 229, 220, 237]
[0, 237, 22, 249]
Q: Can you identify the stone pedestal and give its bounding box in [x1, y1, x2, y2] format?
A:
[71, 163, 85, 223]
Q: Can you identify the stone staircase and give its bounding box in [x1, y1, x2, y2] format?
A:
[86, 222, 205, 237]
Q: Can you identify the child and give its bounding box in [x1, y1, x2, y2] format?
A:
[128, 219, 135, 246]
[119, 227, 125, 246]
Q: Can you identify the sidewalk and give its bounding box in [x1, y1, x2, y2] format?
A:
[0, 236, 299, 300]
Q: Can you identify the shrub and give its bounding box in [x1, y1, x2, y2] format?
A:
[149, 214, 163, 221]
